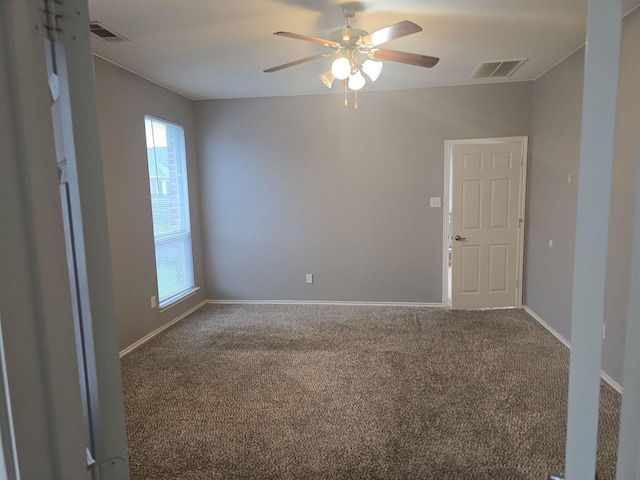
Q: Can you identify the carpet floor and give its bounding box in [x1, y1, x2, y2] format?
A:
[120, 304, 621, 480]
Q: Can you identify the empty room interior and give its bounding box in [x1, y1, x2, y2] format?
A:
[2, 0, 640, 479]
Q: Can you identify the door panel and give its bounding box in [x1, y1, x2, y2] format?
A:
[488, 244, 509, 292]
[492, 152, 512, 170]
[463, 153, 482, 171]
[451, 140, 524, 309]
[490, 179, 510, 228]
[460, 245, 481, 293]
[462, 180, 482, 230]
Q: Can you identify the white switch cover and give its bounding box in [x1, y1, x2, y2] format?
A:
[306, 274, 313, 284]
[430, 197, 442, 208]
[151, 295, 157, 309]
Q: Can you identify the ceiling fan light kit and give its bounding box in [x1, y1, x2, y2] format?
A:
[362, 59, 383, 82]
[348, 70, 366, 91]
[331, 57, 351, 80]
[265, 2, 439, 109]
[319, 69, 336, 89]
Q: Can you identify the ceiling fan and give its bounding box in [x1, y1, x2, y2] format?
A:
[264, 2, 439, 104]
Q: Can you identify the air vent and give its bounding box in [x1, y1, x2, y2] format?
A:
[472, 59, 527, 79]
[90, 22, 128, 42]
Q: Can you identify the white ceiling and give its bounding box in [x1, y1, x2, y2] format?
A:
[88, 0, 640, 100]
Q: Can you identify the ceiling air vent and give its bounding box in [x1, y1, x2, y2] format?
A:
[90, 22, 128, 42]
[472, 59, 527, 79]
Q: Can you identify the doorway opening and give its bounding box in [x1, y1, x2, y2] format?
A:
[443, 137, 527, 309]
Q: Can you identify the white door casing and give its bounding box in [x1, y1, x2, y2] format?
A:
[443, 137, 527, 309]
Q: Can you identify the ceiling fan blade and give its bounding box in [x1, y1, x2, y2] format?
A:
[370, 49, 439, 68]
[359, 20, 423, 47]
[274, 31, 340, 48]
[264, 53, 330, 73]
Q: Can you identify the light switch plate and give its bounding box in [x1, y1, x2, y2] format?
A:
[430, 197, 442, 208]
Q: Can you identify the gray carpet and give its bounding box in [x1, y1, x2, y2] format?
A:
[120, 304, 621, 480]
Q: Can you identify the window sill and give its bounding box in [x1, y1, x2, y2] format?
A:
[158, 287, 200, 313]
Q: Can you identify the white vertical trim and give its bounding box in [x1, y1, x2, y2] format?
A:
[1, 0, 93, 476]
[565, 0, 623, 478]
[616, 149, 640, 478]
[0, 6, 22, 476]
[0, 315, 19, 480]
[442, 142, 453, 307]
[53, 0, 130, 476]
[517, 138, 528, 309]
[442, 137, 528, 310]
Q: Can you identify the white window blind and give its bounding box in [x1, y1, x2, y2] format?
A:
[144, 116, 194, 307]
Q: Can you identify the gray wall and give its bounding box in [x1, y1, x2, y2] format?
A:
[525, 7, 640, 385]
[93, 57, 206, 350]
[195, 83, 532, 302]
[524, 50, 584, 341]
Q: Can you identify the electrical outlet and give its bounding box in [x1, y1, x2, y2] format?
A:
[306, 274, 313, 284]
[151, 295, 157, 309]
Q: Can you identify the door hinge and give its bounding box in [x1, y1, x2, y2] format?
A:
[31, 0, 88, 43]
[516, 279, 519, 289]
[519, 218, 524, 227]
[520, 156, 524, 166]
[31, 0, 60, 41]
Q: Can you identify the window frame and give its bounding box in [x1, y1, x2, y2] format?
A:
[144, 114, 196, 309]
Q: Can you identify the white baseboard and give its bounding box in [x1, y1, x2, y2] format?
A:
[523, 305, 623, 394]
[601, 371, 623, 394]
[119, 300, 207, 358]
[523, 306, 571, 349]
[205, 299, 443, 308]
[119, 300, 442, 356]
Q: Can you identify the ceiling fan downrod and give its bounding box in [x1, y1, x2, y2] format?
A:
[339, 3, 358, 28]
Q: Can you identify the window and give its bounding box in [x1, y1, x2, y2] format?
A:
[145, 116, 195, 307]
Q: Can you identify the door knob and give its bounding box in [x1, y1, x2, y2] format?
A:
[454, 235, 468, 242]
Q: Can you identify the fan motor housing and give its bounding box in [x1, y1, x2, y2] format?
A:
[329, 28, 368, 47]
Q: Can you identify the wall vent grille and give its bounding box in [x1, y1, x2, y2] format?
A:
[90, 22, 128, 42]
[472, 59, 527, 79]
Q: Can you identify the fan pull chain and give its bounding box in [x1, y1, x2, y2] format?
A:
[344, 80, 348, 106]
[354, 90, 358, 110]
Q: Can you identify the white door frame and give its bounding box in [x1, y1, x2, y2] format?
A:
[1, 0, 130, 477]
[442, 136, 528, 308]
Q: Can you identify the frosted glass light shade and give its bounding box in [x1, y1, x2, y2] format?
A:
[362, 59, 383, 82]
[331, 57, 351, 80]
[319, 69, 336, 89]
[348, 70, 366, 91]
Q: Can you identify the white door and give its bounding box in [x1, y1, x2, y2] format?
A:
[450, 138, 526, 309]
